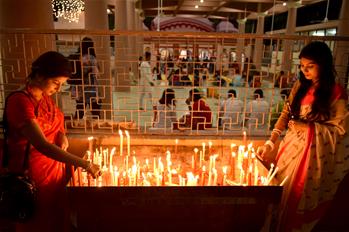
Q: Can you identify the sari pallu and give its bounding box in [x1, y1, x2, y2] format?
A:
[274, 84, 349, 232]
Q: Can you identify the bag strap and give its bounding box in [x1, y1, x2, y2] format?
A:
[2, 90, 38, 171]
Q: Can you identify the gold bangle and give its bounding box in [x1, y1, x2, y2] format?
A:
[264, 140, 275, 151]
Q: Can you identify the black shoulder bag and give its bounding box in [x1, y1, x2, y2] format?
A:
[0, 91, 38, 222]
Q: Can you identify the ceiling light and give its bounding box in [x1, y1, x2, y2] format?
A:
[195, 5, 199, 9]
[52, 0, 85, 23]
[283, 2, 287, 6]
[200, 0, 204, 3]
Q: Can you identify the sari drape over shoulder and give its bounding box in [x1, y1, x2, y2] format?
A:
[273, 81, 349, 232]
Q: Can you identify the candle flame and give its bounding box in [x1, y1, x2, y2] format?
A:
[118, 130, 123, 136]
[194, 148, 198, 153]
[88, 136, 94, 141]
[125, 130, 129, 137]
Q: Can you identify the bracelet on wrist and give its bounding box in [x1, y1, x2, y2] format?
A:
[272, 128, 282, 136]
[264, 140, 275, 151]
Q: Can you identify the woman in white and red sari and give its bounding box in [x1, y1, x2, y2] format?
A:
[258, 41, 349, 232]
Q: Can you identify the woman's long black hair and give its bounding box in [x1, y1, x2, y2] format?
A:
[290, 41, 336, 122]
[159, 88, 176, 107]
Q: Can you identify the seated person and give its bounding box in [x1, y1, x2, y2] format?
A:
[232, 66, 243, 87]
[219, 89, 244, 129]
[245, 89, 270, 130]
[153, 88, 177, 129]
[176, 88, 212, 130]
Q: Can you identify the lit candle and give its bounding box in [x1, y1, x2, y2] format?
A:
[202, 142, 206, 160]
[207, 170, 212, 186]
[201, 166, 206, 186]
[266, 167, 279, 186]
[230, 152, 236, 181]
[125, 130, 130, 157]
[88, 136, 94, 160]
[113, 167, 119, 186]
[222, 166, 227, 186]
[199, 151, 203, 168]
[175, 139, 178, 158]
[109, 147, 116, 171]
[212, 168, 218, 186]
[243, 131, 247, 146]
[118, 130, 123, 156]
[208, 141, 213, 156]
[191, 154, 195, 170]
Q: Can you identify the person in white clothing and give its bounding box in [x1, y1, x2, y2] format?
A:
[153, 88, 177, 129]
[139, 51, 154, 110]
[219, 89, 244, 129]
[245, 89, 270, 130]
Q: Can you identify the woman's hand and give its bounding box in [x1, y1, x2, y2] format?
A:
[56, 132, 69, 151]
[256, 142, 276, 165]
[86, 162, 102, 179]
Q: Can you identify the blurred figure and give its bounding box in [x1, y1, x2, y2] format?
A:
[139, 51, 154, 110]
[219, 89, 244, 129]
[177, 88, 212, 130]
[68, 37, 101, 119]
[152, 88, 177, 129]
[245, 89, 270, 130]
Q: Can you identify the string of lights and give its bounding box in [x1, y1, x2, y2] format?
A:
[52, 0, 85, 23]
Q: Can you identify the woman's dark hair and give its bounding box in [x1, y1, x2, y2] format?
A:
[29, 51, 71, 80]
[190, 88, 203, 102]
[254, 89, 264, 98]
[159, 88, 176, 106]
[291, 41, 335, 121]
[228, 89, 237, 98]
[79, 37, 96, 57]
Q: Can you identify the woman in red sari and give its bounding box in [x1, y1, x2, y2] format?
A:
[258, 41, 349, 231]
[4, 51, 101, 232]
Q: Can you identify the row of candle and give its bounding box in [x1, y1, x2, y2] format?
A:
[70, 132, 286, 187]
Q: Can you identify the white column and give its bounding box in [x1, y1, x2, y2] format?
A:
[281, 1, 298, 72]
[115, 0, 130, 91]
[127, 0, 137, 73]
[236, 18, 246, 68]
[253, 13, 265, 70]
[334, 0, 349, 88]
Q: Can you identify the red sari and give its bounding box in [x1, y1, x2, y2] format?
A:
[6, 91, 67, 232]
[274, 83, 349, 231]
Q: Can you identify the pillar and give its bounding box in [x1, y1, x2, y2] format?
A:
[253, 10, 265, 70]
[236, 18, 246, 69]
[114, 0, 129, 91]
[281, 0, 298, 72]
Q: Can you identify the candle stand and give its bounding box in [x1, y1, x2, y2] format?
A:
[66, 185, 282, 232]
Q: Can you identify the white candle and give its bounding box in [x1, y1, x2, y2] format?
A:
[118, 130, 123, 156]
[208, 141, 212, 156]
[88, 136, 94, 160]
[202, 142, 206, 160]
[125, 130, 130, 157]
[212, 168, 217, 186]
[222, 166, 227, 186]
[109, 147, 116, 170]
[175, 139, 178, 158]
[243, 131, 247, 146]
